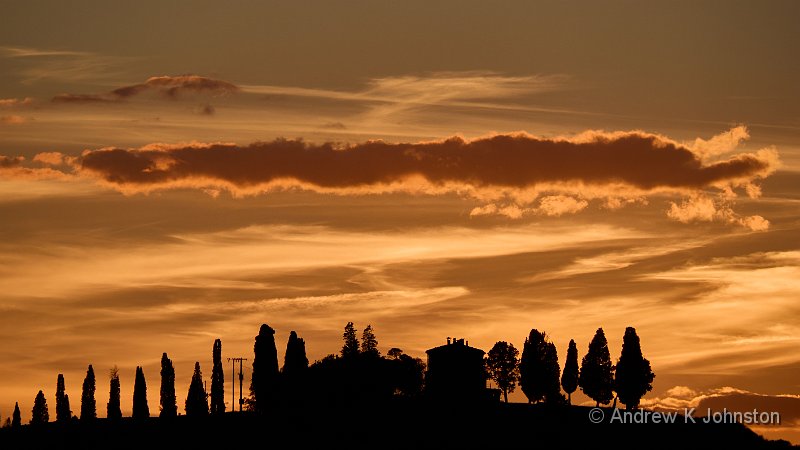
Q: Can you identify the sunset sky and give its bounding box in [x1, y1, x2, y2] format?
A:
[1, 0, 799, 441]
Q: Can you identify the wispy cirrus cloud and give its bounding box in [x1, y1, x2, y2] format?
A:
[0, 45, 133, 85]
[242, 72, 576, 126]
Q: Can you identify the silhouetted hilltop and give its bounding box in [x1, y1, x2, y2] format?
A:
[0, 400, 793, 449]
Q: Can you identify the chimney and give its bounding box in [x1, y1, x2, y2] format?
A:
[447, 337, 451, 345]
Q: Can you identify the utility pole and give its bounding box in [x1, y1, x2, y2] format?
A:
[227, 357, 247, 412]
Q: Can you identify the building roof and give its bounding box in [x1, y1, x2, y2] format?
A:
[426, 338, 485, 356]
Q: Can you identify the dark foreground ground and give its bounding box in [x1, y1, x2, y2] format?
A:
[0, 401, 795, 449]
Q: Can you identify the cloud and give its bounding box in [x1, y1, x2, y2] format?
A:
[52, 75, 239, 104]
[242, 72, 577, 132]
[0, 46, 131, 84]
[0, 127, 779, 228]
[0, 46, 90, 58]
[33, 152, 67, 166]
[0, 115, 27, 124]
[644, 386, 800, 425]
[0, 155, 72, 180]
[667, 195, 770, 231]
[469, 203, 526, 219]
[74, 130, 775, 193]
[535, 195, 589, 217]
[321, 122, 347, 130]
[0, 155, 24, 168]
[0, 97, 34, 108]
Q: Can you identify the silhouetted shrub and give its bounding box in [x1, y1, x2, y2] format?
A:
[579, 328, 615, 406]
[614, 327, 655, 409]
[387, 351, 425, 397]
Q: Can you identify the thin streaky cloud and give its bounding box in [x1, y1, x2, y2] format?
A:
[0, 46, 92, 58]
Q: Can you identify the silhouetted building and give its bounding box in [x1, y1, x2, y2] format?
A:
[425, 337, 487, 402]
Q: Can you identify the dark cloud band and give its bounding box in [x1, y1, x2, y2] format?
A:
[78, 132, 776, 193]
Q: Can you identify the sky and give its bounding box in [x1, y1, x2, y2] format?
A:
[1, 0, 799, 441]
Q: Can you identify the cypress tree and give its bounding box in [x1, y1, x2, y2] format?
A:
[614, 327, 655, 409]
[159, 353, 178, 417]
[341, 322, 359, 358]
[160, 353, 177, 418]
[579, 328, 615, 406]
[519, 329, 562, 403]
[11, 402, 21, 427]
[107, 366, 122, 420]
[80, 365, 96, 420]
[283, 331, 309, 376]
[132, 366, 150, 419]
[361, 324, 379, 357]
[211, 339, 225, 415]
[282, 331, 309, 401]
[249, 324, 279, 412]
[185, 362, 209, 417]
[56, 374, 71, 422]
[31, 390, 49, 425]
[561, 339, 579, 405]
[543, 342, 563, 403]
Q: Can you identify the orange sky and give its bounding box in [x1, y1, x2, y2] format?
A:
[1, 0, 799, 443]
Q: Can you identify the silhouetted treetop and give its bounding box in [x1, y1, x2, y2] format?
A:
[387, 348, 403, 360]
[211, 339, 225, 415]
[31, 390, 49, 425]
[107, 366, 121, 421]
[486, 341, 520, 403]
[614, 327, 655, 409]
[342, 322, 359, 359]
[185, 362, 209, 417]
[561, 339, 579, 405]
[11, 402, 20, 428]
[249, 323, 279, 412]
[283, 331, 309, 376]
[361, 324, 380, 357]
[160, 353, 177, 418]
[80, 365, 97, 420]
[133, 366, 150, 419]
[579, 328, 615, 407]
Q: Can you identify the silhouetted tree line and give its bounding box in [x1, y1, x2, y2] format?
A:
[484, 326, 654, 409]
[5, 322, 653, 427]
